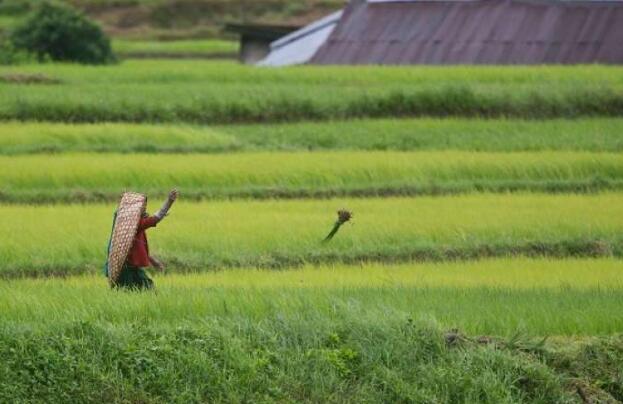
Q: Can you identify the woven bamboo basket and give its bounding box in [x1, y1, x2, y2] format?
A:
[107, 192, 147, 285]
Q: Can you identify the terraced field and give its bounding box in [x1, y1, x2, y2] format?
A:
[2, 118, 623, 154]
[2, 62, 623, 122]
[1, 193, 621, 277]
[2, 151, 621, 202]
[0, 60, 622, 403]
[4, 258, 623, 334]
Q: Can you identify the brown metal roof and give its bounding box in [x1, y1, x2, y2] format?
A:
[311, 0, 623, 64]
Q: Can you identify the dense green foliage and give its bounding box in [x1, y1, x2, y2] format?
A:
[0, 194, 620, 277]
[5, 320, 619, 403]
[1, 259, 622, 402]
[1, 151, 621, 202]
[2, 118, 623, 154]
[1, 62, 623, 122]
[10, 2, 115, 64]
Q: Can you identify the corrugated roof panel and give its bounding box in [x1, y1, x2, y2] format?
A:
[312, 0, 623, 64]
[576, 8, 609, 43]
[390, 8, 414, 41]
[514, 3, 546, 42]
[456, 7, 483, 52]
[495, 3, 527, 41]
[596, 8, 623, 63]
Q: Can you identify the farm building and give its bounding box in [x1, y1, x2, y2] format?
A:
[309, 0, 623, 65]
[258, 10, 343, 66]
[225, 23, 300, 64]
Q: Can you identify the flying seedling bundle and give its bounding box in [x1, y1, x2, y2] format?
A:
[323, 209, 353, 242]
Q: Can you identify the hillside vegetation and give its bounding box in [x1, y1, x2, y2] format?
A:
[2, 0, 343, 40]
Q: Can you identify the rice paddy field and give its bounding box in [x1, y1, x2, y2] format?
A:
[112, 39, 238, 59]
[2, 62, 623, 122]
[1, 59, 622, 403]
[1, 193, 622, 277]
[2, 151, 622, 202]
[2, 118, 623, 154]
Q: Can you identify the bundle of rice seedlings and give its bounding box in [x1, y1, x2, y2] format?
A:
[323, 209, 353, 242]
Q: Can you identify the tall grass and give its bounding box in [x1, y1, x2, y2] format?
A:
[1, 151, 621, 202]
[0, 193, 620, 276]
[2, 118, 623, 154]
[1, 61, 623, 122]
[2, 259, 623, 401]
[3, 315, 621, 403]
[1, 259, 623, 401]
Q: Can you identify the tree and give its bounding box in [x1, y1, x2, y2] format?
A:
[10, 1, 116, 64]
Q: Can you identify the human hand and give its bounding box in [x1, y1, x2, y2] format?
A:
[150, 256, 165, 272]
[168, 189, 178, 202]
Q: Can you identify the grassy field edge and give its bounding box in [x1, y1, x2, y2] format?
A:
[1, 318, 621, 402]
[3, 258, 623, 399]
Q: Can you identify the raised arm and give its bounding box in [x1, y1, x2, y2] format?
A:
[155, 189, 178, 222]
[137, 189, 179, 231]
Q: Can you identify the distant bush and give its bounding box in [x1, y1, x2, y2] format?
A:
[10, 1, 115, 64]
[0, 39, 36, 65]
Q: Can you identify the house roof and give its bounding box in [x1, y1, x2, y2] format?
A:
[311, 0, 623, 64]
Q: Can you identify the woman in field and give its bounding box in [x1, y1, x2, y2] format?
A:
[112, 189, 178, 290]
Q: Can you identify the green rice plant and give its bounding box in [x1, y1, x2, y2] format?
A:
[2, 60, 622, 87]
[220, 117, 623, 153]
[1, 61, 622, 122]
[1, 258, 622, 335]
[0, 121, 240, 154]
[323, 209, 352, 242]
[112, 39, 238, 58]
[1, 151, 621, 202]
[2, 118, 623, 154]
[0, 193, 621, 277]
